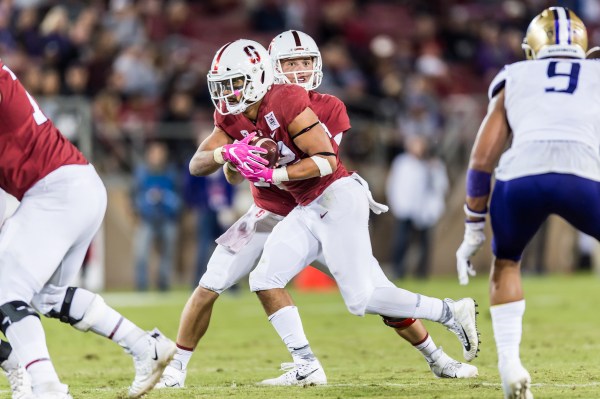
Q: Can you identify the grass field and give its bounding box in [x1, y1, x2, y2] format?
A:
[1, 274, 599, 398]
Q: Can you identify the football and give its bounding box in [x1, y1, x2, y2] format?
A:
[249, 136, 279, 168]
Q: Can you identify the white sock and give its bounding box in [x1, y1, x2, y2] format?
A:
[172, 346, 193, 370]
[68, 288, 144, 349]
[269, 306, 315, 363]
[365, 287, 444, 322]
[413, 334, 438, 362]
[5, 316, 60, 387]
[490, 300, 525, 367]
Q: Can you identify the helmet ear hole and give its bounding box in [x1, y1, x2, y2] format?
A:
[261, 71, 265, 84]
[524, 48, 534, 60]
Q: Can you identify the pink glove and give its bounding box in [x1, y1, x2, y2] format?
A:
[221, 132, 268, 172]
[238, 165, 289, 185]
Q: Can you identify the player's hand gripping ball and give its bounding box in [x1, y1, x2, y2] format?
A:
[249, 136, 279, 168]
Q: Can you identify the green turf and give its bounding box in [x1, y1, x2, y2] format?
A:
[3, 274, 599, 398]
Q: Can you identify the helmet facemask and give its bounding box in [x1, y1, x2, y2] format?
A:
[274, 55, 323, 91]
[208, 74, 252, 115]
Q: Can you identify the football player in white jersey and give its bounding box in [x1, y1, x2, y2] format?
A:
[455, 6, 600, 399]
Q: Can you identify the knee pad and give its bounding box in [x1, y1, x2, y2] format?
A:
[0, 340, 12, 363]
[45, 287, 106, 332]
[381, 316, 416, 330]
[0, 301, 40, 335]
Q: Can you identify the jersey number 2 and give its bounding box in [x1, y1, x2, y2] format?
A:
[2, 65, 48, 125]
[545, 61, 580, 94]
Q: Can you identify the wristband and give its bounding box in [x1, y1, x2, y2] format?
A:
[213, 147, 225, 164]
[466, 169, 491, 197]
[463, 204, 487, 219]
[272, 167, 289, 184]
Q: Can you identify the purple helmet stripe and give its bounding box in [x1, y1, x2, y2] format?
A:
[553, 8, 560, 44]
[566, 8, 572, 44]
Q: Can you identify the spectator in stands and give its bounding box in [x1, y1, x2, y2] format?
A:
[62, 62, 90, 96]
[251, 0, 286, 32]
[103, 0, 146, 48]
[386, 135, 448, 279]
[160, 90, 197, 167]
[183, 168, 235, 287]
[132, 141, 182, 291]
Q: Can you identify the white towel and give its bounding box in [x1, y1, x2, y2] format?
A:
[350, 173, 389, 215]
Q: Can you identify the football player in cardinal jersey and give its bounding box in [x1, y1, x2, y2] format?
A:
[156, 39, 329, 388]
[456, 7, 600, 398]
[0, 62, 176, 398]
[181, 38, 479, 386]
[266, 29, 477, 381]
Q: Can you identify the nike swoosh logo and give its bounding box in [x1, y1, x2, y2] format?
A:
[151, 345, 159, 361]
[270, 132, 276, 138]
[296, 368, 318, 381]
[320, 211, 328, 219]
[461, 326, 471, 351]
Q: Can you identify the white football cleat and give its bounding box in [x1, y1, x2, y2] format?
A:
[127, 328, 177, 398]
[442, 298, 480, 361]
[500, 362, 533, 399]
[1, 356, 33, 399]
[428, 347, 478, 378]
[32, 382, 72, 399]
[154, 359, 186, 389]
[259, 360, 327, 386]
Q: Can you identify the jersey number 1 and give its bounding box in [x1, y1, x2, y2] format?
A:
[545, 61, 580, 94]
[2, 65, 48, 125]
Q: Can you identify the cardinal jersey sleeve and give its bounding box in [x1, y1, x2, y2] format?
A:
[311, 92, 351, 135]
[269, 84, 312, 128]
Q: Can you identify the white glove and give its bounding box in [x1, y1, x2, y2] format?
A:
[456, 221, 486, 285]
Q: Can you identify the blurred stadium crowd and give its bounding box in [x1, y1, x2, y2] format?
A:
[2, 0, 597, 171]
[2, 0, 599, 286]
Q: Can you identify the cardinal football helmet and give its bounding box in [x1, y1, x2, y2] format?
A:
[269, 30, 323, 91]
[522, 7, 587, 60]
[207, 39, 274, 115]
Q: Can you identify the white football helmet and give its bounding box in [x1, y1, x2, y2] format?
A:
[269, 30, 323, 91]
[521, 7, 587, 60]
[207, 39, 274, 115]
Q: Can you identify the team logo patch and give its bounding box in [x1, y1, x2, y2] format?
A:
[264, 111, 280, 131]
